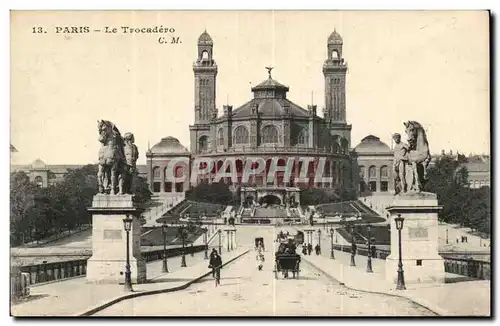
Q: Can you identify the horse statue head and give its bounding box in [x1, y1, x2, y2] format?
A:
[98, 120, 123, 146]
[404, 120, 428, 152]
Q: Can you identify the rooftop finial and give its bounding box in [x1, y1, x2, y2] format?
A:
[265, 66, 274, 78]
[311, 91, 314, 105]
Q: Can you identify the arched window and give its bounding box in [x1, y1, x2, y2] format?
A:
[332, 50, 339, 59]
[199, 136, 209, 151]
[217, 128, 224, 146]
[261, 125, 278, 144]
[359, 166, 365, 179]
[368, 166, 376, 178]
[380, 166, 389, 178]
[233, 126, 249, 144]
[174, 165, 185, 178]
[340, 138, 349, 154]
[297, 128, 307, 145]
[201, 50, 209, 60]
[34, 176, 43, 188]
[153, 167, 160, 179]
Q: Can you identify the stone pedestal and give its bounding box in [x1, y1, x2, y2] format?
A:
[303, 229, 315, 246]
[385, 192, 445, 284]
[86, 194, 147, 284]
[224, 228, 237, 251]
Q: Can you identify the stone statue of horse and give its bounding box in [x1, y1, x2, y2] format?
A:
[97, 120, 126, 195]
[404, 120, 431, 192]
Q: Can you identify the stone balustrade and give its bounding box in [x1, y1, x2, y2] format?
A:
[12, 244, 208, 292]
[326, 244, 490, 280]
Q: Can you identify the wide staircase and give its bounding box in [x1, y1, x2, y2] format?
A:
[251, 206, 287, 225]
[315, 200, 385, 224]
[141, 193, 185, 227]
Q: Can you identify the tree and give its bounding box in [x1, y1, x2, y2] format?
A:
[186, 181, 234, 205]
[134, 176, 153, 207]
[425, 156, 491, 234]
[10, 172, 38, 245]
[300, 188, 338, 206]
[10, 165, 152, 246]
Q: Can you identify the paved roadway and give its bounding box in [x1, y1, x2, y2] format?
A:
[96, 226, 435, 317]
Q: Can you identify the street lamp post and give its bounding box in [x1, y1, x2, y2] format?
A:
[218, 229, 222, 254]
[122, 216, 133, 292]
[229, 231, 234, 251]
[395, 214, 406, 290]
[350, 224, 356, 267]
[330, 227, 335, 259]
[366, 224, 373, 273]
[162, 223, 169, 273]
[318, 229, 321, 251]
[180, 226, 187, 268]
[446, 228, 449, 244]
[204, 228, 209, 260]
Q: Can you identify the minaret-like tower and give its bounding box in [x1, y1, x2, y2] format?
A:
[323, 29, 347, 123]
[193, 30, 217, 124]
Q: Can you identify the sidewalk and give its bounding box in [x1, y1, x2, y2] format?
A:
[11, 247, 248, 317]
[301, 248, 490, 316]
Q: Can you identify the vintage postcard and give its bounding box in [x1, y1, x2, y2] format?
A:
[9, 10, 490, 317]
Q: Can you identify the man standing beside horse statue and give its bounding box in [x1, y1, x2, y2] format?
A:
[393, 121, 432, 194]
[97, 120, 139, 195]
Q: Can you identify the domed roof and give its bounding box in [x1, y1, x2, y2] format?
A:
[354, 135, 392, 154]
[198, 30, 213, 45]
[328, 29, 343, 45]
[150, 137, 189, 155]
[251, 76, 289, 92]
[31, 158, 48, 170]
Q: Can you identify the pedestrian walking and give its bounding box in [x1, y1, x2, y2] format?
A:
[209, 251, 223, 285]
[314, 244, 321, 255]
[256, 251, 265, 271]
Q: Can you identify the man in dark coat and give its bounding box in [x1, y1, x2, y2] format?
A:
[209, 248, 218, 277]
[209, 251, 223, 283]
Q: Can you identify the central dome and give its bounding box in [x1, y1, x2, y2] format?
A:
[31, 158, 48, 170]
[230, 71, 310, 118]
[150, 137, 189, 154]
[354, 135, 392, 154]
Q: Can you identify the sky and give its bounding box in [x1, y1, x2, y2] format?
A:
[10, 10, 490, 165]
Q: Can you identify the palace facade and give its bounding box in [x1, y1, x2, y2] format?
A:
[146, 30, 354, 204]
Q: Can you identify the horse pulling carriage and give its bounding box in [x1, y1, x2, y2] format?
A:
[274, 238, 301, 279]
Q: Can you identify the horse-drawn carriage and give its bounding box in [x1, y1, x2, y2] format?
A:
[274, 238, 301, 279]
